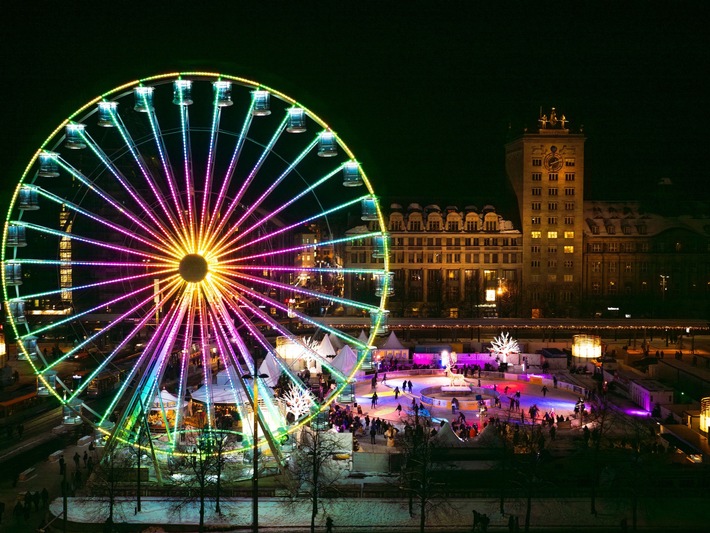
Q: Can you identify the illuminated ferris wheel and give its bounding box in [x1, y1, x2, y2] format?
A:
[2, 72, 390, 468]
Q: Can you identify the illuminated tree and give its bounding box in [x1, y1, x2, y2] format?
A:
[490, 332, 520, 363]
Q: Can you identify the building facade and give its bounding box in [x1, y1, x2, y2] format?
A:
[505, 108, 586, 318]
[344, 203, 522, 318]
[341, 108, 710, 319]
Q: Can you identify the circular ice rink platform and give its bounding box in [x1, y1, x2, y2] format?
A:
[419, 385, 499, 411]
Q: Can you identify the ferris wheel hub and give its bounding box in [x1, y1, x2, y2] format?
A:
[179, 253, 208, 282]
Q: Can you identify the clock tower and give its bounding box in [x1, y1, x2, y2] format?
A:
[505, 108, 586, 318]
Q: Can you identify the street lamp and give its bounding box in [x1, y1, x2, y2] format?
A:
[242, 372, 268, 533]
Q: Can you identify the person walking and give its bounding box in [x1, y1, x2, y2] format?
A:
[326, 516, 334, 533]
[371, 391, 378, 408]
[395, 403, 402, 417]
[59, 455, 66, 476]
[394, 386, 400, 400]
[542, 385, 548, 397]
[73, 451, 81, 471]
[407, 379, 413, 393]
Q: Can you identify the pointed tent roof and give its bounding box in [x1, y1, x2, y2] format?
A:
[330, 344, 358, 375]
[317, 334, 336, 357]
[357, 330, 369, 343]
[430, 421, 470, 447]
[329, 332, 345, 350]
[259, 352, 282, 387]
[379, 331, 406, 350]
[152, 388, 179, 410]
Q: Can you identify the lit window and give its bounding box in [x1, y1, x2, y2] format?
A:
[564, 231, 574, 238]
[547, 231, 558, 239]
[531, 231, 541, 239]
[548, 274, 557, 282]
[564, 246, 574, 253]
[564, 274, 573, 282]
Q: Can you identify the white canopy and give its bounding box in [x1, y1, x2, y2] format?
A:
[430, 421, 470, 447]
[259, 352, 282, 387]
[329, 333, 345, 350]
[317, 334, 336, 357]
[357, 330, 369, 343]
[190, 384, 247, 405]
[152, 388, 179, 411]
[379, 331, 405, 350]
[330, 344, 358, 375]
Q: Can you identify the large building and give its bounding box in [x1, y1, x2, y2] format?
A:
[342, 108, 710, 319]
[505, 108, 586, 318]
[345, 203, 522, 318]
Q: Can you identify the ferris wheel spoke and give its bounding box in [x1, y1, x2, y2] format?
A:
[177, 99, 198, 252]
[202, 98, 255, 249]
[218, 135, 320, 249]
[205, 113, 289, 250]
[195, 92, 226, 250]
[219, 265, 379, 315]
[34, 277, 182, 373]
[13, 220, 171, 262]
[139, 92, 191, 243]
[104, 105, 186, 248]
[30, 185, 175, 257]
[107, 291, 188, 434]
[60, 294, 174, 403]
[221, 229, 381, 267]
[77, 129, 184, 251]
[53, 157, 180, 249]
[232, 163, 344, 246]
[219, 194, 368, 259]
[226, 288, 348, 384]
[233, 264, 386, 277]
[10, 264, 174, 303]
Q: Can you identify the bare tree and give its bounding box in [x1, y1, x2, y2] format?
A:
[283, 426, 351, 533]
[398, 415, 455, 533]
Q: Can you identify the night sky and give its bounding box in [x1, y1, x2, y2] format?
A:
[2, 2, 709, 222]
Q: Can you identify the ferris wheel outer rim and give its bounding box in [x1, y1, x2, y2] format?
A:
[2, 71, 391, 456]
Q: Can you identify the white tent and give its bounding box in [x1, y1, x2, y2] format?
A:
[152, 388, 179, 411]
[329, 333, 345, 351]
[357, 330, 368, 344]
[317, 335, 336, 357]
[374, 331, 409, 362]
[190, 383, 246, 405]
[259, 352, 282, 387]
[330, 344, 358, 375]
[430, 421, 470, 447]
[380, 331, 405, 350]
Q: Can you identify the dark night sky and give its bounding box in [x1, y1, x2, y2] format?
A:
[2, 1, 709, 221]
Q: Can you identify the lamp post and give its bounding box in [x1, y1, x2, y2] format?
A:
[243, 372, 268, 533]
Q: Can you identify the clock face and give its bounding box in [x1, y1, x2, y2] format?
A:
[544, 152, 563, 172]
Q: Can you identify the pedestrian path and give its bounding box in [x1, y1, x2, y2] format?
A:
[0, 428, 96, 532]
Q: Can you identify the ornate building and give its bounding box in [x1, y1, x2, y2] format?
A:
[505, 108, 586, 318]
[340, 108, 710, 319]
[582, 200, 710, 318]
[344, 203, 522, 318]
